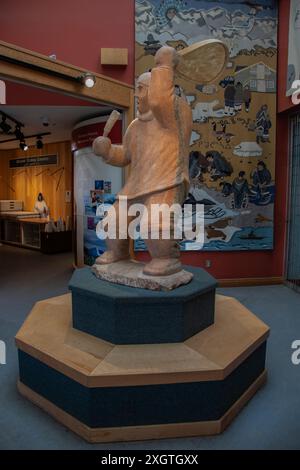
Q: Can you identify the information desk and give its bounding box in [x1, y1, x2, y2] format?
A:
[0, 214, 72, 253]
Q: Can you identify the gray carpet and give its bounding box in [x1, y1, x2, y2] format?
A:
[0, 244, 300, 450]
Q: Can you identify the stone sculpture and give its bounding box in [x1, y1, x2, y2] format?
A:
[92, 41, 228, 289]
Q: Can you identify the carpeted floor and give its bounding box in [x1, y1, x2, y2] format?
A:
[0, 244, 300, 450]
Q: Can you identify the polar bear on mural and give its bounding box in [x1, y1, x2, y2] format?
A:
[192, 100, 236, 123]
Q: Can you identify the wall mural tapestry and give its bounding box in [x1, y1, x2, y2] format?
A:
[287, 0, 300, 96]
[135, 0, 277, 251]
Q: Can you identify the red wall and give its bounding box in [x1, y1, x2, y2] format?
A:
[0, 0, 135, 85]
[277, 0, 293, 113]
[4, 82, 103, 106]
[0, 0, 293, 279]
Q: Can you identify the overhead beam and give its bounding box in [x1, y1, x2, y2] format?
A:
[0, 41, 133, 108]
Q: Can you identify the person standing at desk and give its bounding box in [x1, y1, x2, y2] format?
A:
[34, 193, 49, 218]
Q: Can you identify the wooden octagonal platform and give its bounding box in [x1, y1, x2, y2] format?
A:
[15, 293, 269, 443]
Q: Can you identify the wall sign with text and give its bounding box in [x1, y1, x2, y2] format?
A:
[9, 154, 58, 169]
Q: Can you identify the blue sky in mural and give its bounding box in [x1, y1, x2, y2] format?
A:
[137, 0, 278, 50]
[149, 0, 277, 20]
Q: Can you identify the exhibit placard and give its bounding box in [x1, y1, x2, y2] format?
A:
[9, 154, 58, 169]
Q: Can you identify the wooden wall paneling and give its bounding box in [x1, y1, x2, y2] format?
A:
[0, 149, 10, 199]
[0, 141, 72, 220]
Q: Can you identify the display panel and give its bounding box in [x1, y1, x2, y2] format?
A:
[72, 117, 123, 266]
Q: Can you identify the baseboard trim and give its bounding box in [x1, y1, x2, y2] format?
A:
[218, 277, 283, 287]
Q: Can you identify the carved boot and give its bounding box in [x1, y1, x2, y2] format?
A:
[143, 239, 182, 276]
[95, 239, 130, 265]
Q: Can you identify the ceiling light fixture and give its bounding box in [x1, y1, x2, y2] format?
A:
[80, 72, 96, 88]
[36, 136, 44, 149]
[0, 111, 23, 136]
[0, 115, 12, 134]
[0, 131, 51, 145]
[19, 140, 28, 151]
[15, 125, 24, 140]
[1, 54, 97, 89]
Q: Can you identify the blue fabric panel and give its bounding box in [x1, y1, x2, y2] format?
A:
[69, 267, 217, 344]
[18, 342, 266, 428]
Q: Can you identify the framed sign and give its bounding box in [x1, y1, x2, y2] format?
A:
[9, 154, 58, 169]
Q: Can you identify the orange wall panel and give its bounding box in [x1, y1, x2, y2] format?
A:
[0, 141, 72, 221]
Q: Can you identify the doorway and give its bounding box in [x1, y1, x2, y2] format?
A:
[286, 113, 300, 292]
[0, 40, 134, 267]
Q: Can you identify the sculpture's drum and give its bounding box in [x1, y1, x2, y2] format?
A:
[176, 39, 229, 84]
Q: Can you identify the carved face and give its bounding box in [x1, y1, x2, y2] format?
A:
[135, 73, 151, 115]
[135, 83, 149, 114]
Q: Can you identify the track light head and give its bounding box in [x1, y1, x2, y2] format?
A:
[36, 137, 43, 149]
[0, 131, 50, 146]
[19, 140, 28, 151]
[15, 125, 24, 140]
[80, 72, 96, 88]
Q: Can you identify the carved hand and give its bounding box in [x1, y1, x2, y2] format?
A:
[154, 46, 180, 70]
[92, 136, 111, 160]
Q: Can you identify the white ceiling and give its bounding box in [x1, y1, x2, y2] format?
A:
[0, 105, 111, 149]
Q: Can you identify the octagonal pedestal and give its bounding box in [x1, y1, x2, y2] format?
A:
[16, 293, 269, 443]
[69, 266, 217, 344]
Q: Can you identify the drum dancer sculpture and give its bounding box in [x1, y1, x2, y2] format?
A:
[16, 40, 269, 444]
[92, 46, 192, 278]
[92, 41, 228, 289]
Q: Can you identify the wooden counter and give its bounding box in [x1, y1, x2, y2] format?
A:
[20, 217, 49, 224]
[0, 213, 71, 252]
